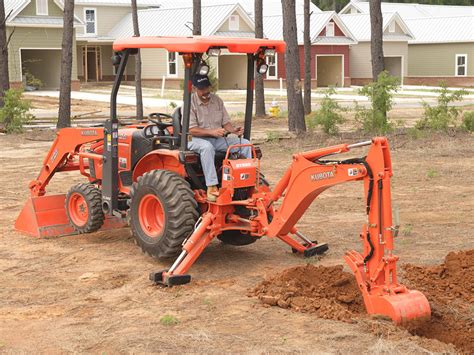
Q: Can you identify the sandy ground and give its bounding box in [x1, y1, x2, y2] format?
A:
[0, 123, 473, 353]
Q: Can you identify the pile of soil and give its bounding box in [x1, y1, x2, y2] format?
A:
[249, 264, 365, 322]
[251, 250, 473, 352]
[403, 249, 474, 353]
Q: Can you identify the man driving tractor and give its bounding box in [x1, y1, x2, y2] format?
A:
[187, 74, 252, 202]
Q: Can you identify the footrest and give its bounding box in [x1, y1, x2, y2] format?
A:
[303, 243, 329, 258]
[149, 270, 191, 286]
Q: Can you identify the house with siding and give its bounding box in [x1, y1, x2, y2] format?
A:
[4, 0, 83, 89]
[404, 16, 474, 87]
[108, 3, 257, 89]
[263, 12, 356, 87]
[339, 12, 413, 85]
[74, 0, 158, 82]
[340, 1, 474, 87]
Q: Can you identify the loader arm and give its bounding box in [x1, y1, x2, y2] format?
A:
[29, 128, 104, 197]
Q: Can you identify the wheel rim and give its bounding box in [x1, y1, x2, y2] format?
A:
[138, 193, 165, 238]
[68, 192, 89, 227]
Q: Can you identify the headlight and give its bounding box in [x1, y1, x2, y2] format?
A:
[198, 64, 209, 75]
[257, 63, 268, 75]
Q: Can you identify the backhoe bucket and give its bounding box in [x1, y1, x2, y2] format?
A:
[15, 194, 125, 238]
[363, 289, 431, 324]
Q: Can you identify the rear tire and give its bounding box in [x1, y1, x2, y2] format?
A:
[217, 230, 258, 246]
[130, 170, 199, 259]
[65, 183, 104, 234]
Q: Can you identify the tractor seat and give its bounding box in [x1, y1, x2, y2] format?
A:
[172, 106, 226, 163]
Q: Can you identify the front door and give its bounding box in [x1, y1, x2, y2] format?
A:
[82, 46, 102, 82]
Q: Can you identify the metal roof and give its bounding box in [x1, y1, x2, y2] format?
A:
[4, 0, 29, 19]
[9, 16, 64, 25]
[5, 0, 84, 25]
[405, 16, 474, 44]
[74, 0, 159, 6]
[108, 3, 253, 39]
[312, 36, 356, 45]
[339, 12, 412, 42]
[263, 11, 356, 44]
[341, 1, 474, 19]
[156, 0, 321, 17]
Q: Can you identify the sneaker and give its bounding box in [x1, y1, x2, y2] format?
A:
[207, 185, 219, 202]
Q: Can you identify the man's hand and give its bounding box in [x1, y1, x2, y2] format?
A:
[234, 126, 244, 137]
[211, 128, 226, 137]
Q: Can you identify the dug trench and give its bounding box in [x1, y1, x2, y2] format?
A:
[250, 249, 474, 353]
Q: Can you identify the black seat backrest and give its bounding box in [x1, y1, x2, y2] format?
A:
[172, 106, 182, 146]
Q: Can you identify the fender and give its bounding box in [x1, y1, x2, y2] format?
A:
[132, 149, 186, 182]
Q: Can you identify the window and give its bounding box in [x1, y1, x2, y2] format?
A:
[36, 0, 48, 15]
[168, 51, 177, 76]
[229, 15, 239, 31]
[266, 54, 278, 79]
[455, 54, 467, 76]
[84, 9, 97, 35]
[326, 22, 335, 37]
[389, 21, 396, 33]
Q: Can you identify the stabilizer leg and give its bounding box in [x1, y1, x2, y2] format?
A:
[278, 228, 329, 257]
[150, 213, 215, 286]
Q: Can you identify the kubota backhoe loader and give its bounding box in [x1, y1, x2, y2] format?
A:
[15, 36, 430, 324]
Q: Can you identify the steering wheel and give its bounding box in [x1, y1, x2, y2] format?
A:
[148, 112, 174, 130]
[142, 113, 174, 138]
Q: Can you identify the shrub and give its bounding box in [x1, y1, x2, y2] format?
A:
[462, 111, 474, 133]
[306, 88, 345, 135]
[0, 89, 34, 133]
[25, 71, 43, 90]
[355, 71, 400, 134]
[416, 82, 467, 131]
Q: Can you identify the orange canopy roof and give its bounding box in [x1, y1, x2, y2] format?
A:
[113, 36, 286, 54]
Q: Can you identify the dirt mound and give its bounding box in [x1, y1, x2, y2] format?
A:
[251, 250, 473, 353]
[249, 264, 365, 322]
[403, 249, 474, 353]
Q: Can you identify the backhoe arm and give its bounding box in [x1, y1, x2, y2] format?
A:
[266, 137, 430, 324]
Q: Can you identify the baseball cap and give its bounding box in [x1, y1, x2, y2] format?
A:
[192, 74, 211, 89]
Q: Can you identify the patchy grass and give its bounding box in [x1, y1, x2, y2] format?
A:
[160, 315, 179, 326]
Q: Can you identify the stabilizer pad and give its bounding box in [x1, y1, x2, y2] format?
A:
[304, 243, 329, 257]
[149, 270, 191, 286]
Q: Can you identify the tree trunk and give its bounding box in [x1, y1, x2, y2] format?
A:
[193, 0, 201, 35]
[131, 0, 143, 120]
[0, 1, 10, 108]
[369, 0, 384, 81]
[282, 0, 306, 133]
[303, 0, 311, 115]
[57, 0, 75, 129]
[254, 0, 266, 117]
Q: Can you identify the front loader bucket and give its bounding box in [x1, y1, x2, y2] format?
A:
[15, 194, 125, 238]
[363, 289, 431, 325]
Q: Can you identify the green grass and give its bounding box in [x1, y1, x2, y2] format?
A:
[427, 168, 438, 179]
[265, 131, 281, 142]
[160, 314, 179, 326]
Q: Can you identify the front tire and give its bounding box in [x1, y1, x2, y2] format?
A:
[65, 183, 104, 234]
[129, 170, 199, 258]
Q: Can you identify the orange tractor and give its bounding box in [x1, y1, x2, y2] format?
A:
[15, 36, 430, 324]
